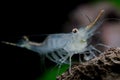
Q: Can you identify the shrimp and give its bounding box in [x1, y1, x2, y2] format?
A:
[2, 10, 104, 74]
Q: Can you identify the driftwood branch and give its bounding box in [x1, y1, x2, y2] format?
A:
[57, 48, 120, 80]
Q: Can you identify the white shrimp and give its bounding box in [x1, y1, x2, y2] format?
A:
[2, 10, 104, 74]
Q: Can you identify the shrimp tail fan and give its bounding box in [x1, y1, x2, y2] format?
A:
[1, 39, 46, 72]
[1, 40, 31, 50]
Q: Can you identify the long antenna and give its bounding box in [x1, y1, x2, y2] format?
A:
[86, 9, 104, 30]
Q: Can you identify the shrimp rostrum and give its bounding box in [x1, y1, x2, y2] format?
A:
[2, 10, 104, 73]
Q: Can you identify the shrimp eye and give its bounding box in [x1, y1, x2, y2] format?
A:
[72, 28, 79, 33]
[80, 39, 86, 43]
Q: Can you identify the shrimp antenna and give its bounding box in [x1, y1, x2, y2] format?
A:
[86, 9, 104, 30]
[85, 14, 92, 23]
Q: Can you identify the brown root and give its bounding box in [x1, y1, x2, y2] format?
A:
[57, 48, 120, 80]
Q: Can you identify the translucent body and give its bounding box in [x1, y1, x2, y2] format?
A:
[6, 26, 98, 65]
[31, 28, 87, 54]
[2, 10, 104, 74]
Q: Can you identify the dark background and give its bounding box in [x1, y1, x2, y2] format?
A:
[1, 0, 94, 80]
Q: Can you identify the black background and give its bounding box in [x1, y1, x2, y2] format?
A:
[1, 0, 93, 80]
